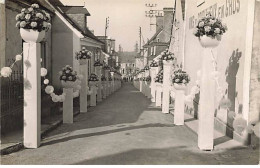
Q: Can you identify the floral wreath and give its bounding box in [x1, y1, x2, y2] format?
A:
[172, 69, 190, 85]
[75, 47, 91, 60]
[193, 13, 228, 40]
[16, 3, 51, 32]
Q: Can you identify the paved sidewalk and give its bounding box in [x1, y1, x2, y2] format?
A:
[1, 83, 259, 165]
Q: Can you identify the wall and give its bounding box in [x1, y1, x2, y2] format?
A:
[52, 14, 73, 88]
[249, 0, 260, 124]
[184, 0, 252, 130]
[0, 3, 5, 68]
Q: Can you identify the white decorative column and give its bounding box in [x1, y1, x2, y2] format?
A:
[89, 81, 97, 106]
[162, 60, 173, 114]
[79, 61, 88, 113]
[173, 84, 186, 125]
[140, 73, 143, 93]
[110, 72, 115, 93]
[105, 70, 110, 97]
[150, 67, 158, 102]
[23, 42, 41, 148]
[63, 88, 73, 123]
[198, 40, 218, 150]
[95, 66, 102, 102]
[155, 83, 162, 107]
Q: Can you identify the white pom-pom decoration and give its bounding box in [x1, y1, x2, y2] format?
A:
[40, 58, 42, 62]
[43, 79, 49, 85]
[45, 85, 54, 94]
[1, 67, 12, 77]
[15, 54, 23, 61]
[73, 91, 79, 98]
[41, 68, 48, 77]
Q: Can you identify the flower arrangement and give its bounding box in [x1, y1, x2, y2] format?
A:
[146, 76, 151, 82]
[75, 47, 91, 60]
[103, 64, 110, 70]
[89, 73, 99, 81]
[108, 76, 113, 81]
[150, 60, 159, 67]
[144, 65, 150, 71]
[172, 69, 190, 85]
[161, 51, 176, 61]
[193, 13, 227, 40]
[15, 3, 51, 32]
[94, 59, 103, 67]
[155, 70, 163, 83]
[101, 75, 106, 81]
[59, 65, 77, 82]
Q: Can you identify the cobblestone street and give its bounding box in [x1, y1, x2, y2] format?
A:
[1, 83, 259, 165]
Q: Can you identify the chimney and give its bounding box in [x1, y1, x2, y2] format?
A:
[163, 8, 174, 41]
[156, 15, 163, 32]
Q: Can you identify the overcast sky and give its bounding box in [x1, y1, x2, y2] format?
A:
[60, 0, 174, 51]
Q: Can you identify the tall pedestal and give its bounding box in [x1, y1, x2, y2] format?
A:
[63, 88, 73, 123]
[110, 72, 115, 93]
[155, 83, 162, 107]
[174, 86, 185, 125]
[162, 61, 173, 114]
[150, 67, 158, 102]
[79, 63, 88, 113]
[95, 66, 102, 102]
[90, 82, 97, 106]
[23, 42, 41, 148]
[198, 48, 216, 150]
[102, 81, 106, 99]
[105, 70, 110, 97]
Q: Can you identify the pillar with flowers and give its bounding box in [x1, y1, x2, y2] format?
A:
[94, 59, 103, 102]
[150, 61, 159, 102]
[172, 69, 190, 125]
[89, 73, 99, 106]
[16, 3, 51, 148]
[75, 48, 91, 113]
[155, 69, 163, 107]
[161, 51, 176, 114]
[193, 13, 228, 150]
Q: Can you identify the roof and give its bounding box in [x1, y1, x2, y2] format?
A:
[143, 28, 163, 47]
[58, 6, 90, 16]
[48, 0, 103, 44]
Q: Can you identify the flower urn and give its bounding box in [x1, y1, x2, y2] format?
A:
[199, 35, 220, 48]
[163, 60, 174, 65]
[173, 83, 186, 90]
[20, 28, 45, 43]
[61, 80, 75, 88]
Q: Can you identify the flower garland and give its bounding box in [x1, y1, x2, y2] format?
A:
[172, 69, 190, 85]
[94, 59, 103, 67]
[75, 47, 91, 60]
[193, 13, 228, 40]
[0, 54, 23, 78]
[155, 69, 163, 83]
[16, 3, 51, 32]
[150, 60, 159, 67]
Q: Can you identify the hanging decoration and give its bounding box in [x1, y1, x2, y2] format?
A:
[0, 54, 23, 78]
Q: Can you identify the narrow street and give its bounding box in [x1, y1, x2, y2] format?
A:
[1, 83, 258, 165]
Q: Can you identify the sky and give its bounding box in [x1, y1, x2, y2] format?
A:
[60, 0, 175, 51]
